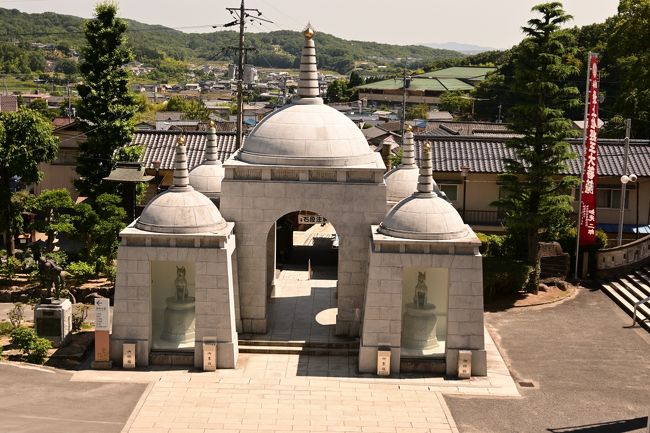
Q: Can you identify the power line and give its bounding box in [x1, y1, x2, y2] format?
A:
[224, 0, 272, 149]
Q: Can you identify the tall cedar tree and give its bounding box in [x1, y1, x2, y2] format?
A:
[0, 109, 58, 255]
[75, 3, 137, 199]
[606, 0, 650, 137]
[494, 2, 580, 291]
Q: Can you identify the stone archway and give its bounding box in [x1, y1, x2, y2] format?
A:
[220, 172, 387, 336]
[259, 210, 340, 341]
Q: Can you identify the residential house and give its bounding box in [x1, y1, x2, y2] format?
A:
[357, 66, 496, 106]
[409, 136, 650, 244]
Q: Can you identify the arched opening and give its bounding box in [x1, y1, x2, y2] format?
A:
[264, 210, 339, 342]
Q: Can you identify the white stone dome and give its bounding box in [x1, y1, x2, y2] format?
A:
[136, 139, 227, 234]
[136, 189, 227, 234]
[189, 164, 225, 199]
[238, 101, 377, 167]
[378, 194, 468, 240]
[385, 166, 419, 203]
[237, 30, 376, 167]
[189, 124, 225, 199]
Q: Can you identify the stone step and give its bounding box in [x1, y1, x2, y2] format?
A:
[238, 344, 358, 356]
[601, 281, 650, 332]
[400, 357, 446, 374]
[149, 351, 194, 366]
[238, 339, 358, 349]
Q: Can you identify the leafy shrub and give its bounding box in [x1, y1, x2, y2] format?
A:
[66, 261, 96, 280]
[7, 302, 24, 328]
[9, 326, 51, 364]
[44, 251, 68, 267]
[0, 321, 13, 336]
[10, 326, 37, 354]
[476, 232, 509, 257]
[0, 252, 21, 280]
[483, 257, 533, 300]
[26, 337, 51, 364]
[72, 304, 89, 332]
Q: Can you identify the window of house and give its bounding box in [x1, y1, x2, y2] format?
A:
[439, 184, 458, 201]
[597, 187, 630, 209]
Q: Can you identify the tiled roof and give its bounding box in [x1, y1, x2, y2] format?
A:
[131, 131, 238, 170]
[357, 77, 473, 92]
[416, 67, 497, 80]
[416, 120, 512, 136]
[413, 136, 650, 176]
[0, 95, 18, 112]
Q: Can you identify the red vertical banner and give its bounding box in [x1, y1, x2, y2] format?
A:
[579, 53, 599, 246]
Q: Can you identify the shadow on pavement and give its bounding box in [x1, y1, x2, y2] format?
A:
[548, 416, 648, 433]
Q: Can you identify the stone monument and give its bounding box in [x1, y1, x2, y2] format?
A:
[401, 271, 439, 355]
[160, 266, 196, 344]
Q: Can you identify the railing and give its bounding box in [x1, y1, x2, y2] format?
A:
[632, 295, 650, 327]
[462, 210, 504, 226]
[595, 234, 650, 276]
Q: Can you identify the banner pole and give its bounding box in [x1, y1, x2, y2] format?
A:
[573, 52, 593, 280]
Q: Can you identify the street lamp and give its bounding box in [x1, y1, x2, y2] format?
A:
[617, 173, 637, 246]
[461, 165, 470, 220]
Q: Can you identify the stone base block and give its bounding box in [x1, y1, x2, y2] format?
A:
[110, 338, 150, 368]
[446, 348, 487, 377]
[91, 360, 113, 370]
[194, 341, 238, 369]
[358, 345, 400, 375]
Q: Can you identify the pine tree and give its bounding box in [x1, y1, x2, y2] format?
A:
[494, 2, 581, 291]
[75, 2, 137, 199]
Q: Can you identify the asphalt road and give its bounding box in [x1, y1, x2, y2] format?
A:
[445, 287, 650, 433]
[0, 362, 146, 433]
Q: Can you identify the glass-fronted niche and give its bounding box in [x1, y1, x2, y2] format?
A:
[401, 267, 449, 357]
[151, 261, 196, 351]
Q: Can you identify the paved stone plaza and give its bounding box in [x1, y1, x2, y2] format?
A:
[70, 327, 515, 433]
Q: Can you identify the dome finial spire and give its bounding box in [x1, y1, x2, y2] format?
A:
[171, 135, 193, 191]
[297, 21, 321, 100]
[417, 141, 435, 195]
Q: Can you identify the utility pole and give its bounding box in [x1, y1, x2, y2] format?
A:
[400, 66, 410, 144]
[225, 0, 272, 149]
[617, 118, 633, 246]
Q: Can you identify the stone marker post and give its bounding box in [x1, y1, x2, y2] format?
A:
[91, 297, 112, 369]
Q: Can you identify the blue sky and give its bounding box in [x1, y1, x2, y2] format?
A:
[1, 0, 620, 49]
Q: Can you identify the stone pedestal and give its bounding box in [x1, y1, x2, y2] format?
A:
[161, 297, 195, 344]
[401, 303, 439, 356]
[34, 298, 72, 347]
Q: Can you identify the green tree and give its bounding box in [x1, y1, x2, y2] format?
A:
[88, 193, 126, 272]
[406, 103, 428, 120]
[439, 91, 473, 116]
[325, 79, 350, 103]
[164, 96, 209, 121]
[493, 2, 580, 292]
[0, 109, 59, 255]
[32, 189, 75, 252]
[605, 0, 650, 137]
[75, 3, 138, 200]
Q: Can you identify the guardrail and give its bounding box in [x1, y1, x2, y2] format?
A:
[595, 234, 650, 277]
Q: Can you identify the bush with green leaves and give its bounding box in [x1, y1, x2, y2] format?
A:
[9, 326, 52, 364]
[66, 261, 96, 281]
[0, 321, 13, 336]
[7, 302, 24, 328]
[0, 251, 21, 280]
[476, 233, 510, 257]
[26, 337, 51, 364]
[483, 256, 533, 301]
[72, 304, 89, 332]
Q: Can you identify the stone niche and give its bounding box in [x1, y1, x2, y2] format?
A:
[110, 223, 239, 369]
[359, 226, 486, 376]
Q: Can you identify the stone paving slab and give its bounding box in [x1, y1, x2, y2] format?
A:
[70, 327, 516, 433]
